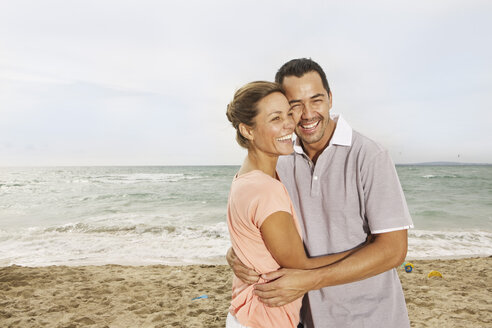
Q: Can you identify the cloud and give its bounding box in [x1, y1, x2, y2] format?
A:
[0, 0, 491, 165]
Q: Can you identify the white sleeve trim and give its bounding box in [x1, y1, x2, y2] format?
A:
[371, 225, 414, 234]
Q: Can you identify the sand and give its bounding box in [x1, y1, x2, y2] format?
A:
[0, 257, 491, 328]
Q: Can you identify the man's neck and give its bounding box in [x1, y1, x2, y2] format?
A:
[302, 119, 336, 164]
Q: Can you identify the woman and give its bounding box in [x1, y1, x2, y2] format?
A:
[225, 81, 362, 328]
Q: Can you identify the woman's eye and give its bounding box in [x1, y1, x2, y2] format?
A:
[271, 117, 280, 121]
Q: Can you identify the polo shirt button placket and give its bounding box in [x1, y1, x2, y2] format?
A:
[308, 161, 314, 173]
[311, 173, 320, 196]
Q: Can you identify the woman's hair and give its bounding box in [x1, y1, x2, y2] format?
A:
[226, 81, 284, 148]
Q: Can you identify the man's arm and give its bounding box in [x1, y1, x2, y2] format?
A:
[253, 229, 408, 307]
[226, 211, 366, 283]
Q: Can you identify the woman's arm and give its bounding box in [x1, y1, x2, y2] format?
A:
[260, 211, 365, 269]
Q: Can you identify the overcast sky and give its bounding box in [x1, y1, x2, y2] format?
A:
[1, 0, 491, 166]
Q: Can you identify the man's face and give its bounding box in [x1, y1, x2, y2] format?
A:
[282, 71, 332, 150]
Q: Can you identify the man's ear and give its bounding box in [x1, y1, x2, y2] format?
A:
[328, 91, 333, 109]
[239, 123, 254, 142]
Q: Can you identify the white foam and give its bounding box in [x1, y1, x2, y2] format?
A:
[88, 173, 202, 184]
[0, 221, 231, 267]
[407, 229, 492, 259]
[421, 174, 457, 179]
[2, 223, 491, 267]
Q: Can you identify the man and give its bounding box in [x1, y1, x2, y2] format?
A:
[227, 58, 413, 327]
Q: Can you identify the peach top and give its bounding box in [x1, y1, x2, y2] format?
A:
[227, 170, 303, 328]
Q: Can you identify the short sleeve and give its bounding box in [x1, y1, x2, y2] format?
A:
[361, 150, 414, 233]
[252, 180, 292, 228]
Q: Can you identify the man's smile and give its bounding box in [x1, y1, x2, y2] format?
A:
[298, 119, 321, 132]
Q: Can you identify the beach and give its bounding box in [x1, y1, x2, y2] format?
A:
[1, 166, 491, 327]
[1, 257, 490, 327]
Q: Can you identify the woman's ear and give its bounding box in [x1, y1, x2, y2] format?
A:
[239, 123, 254, 142]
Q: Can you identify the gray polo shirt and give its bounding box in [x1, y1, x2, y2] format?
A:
[277, 114, 413, 328]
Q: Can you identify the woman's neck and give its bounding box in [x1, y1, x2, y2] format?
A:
[238, 150, 278, 179]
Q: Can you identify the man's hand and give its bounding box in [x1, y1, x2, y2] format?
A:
[253, 268, 314, 307]
[226, 247, 260, 284]
[252, 230, 405, 308]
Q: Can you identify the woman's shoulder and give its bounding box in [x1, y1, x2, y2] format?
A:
[233, 170, 285, 193]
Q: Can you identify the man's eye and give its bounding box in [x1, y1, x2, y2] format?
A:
[271, 117, 280, 121]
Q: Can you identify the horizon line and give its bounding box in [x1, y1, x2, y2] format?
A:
[1, 161, 491, 168]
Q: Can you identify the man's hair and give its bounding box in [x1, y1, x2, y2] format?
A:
[275, 58, 330, 94]
[226, 81, 284, 149]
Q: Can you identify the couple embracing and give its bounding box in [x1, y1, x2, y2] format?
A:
[225, 58, 413, 328]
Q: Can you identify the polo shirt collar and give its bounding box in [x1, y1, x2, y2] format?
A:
[293, 113, 352, 154]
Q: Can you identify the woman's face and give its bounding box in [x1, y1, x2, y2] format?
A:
[249, 92, 298, 156]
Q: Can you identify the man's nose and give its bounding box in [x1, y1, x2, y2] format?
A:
[301, 102, 315, 119]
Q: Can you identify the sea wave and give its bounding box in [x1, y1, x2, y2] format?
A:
[1, 224, 491, 267]
[0, 221, 231, 267]
[88, 173, 202, 184]
[39, 221, 224, 237]
[421, 174, 458, 179]
[407, 229, 492, 259]
[0, 173, 204, 188]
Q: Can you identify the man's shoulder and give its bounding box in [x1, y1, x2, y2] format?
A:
[276, 153, 296, 183]
[348, 131, 398, 175]
[277, 152, 295, 169]
[350, 130, 387, 155]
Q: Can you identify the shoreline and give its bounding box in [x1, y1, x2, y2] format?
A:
[405, 253, 492, 261]
[2, 253, 492, 268]
[2, 228, 490, 268]
[1, 257, 491, 327]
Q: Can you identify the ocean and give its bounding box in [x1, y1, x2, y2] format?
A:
[1, 165, 491, 267]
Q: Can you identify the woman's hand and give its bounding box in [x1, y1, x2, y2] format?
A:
[226, 247, 260, 284]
